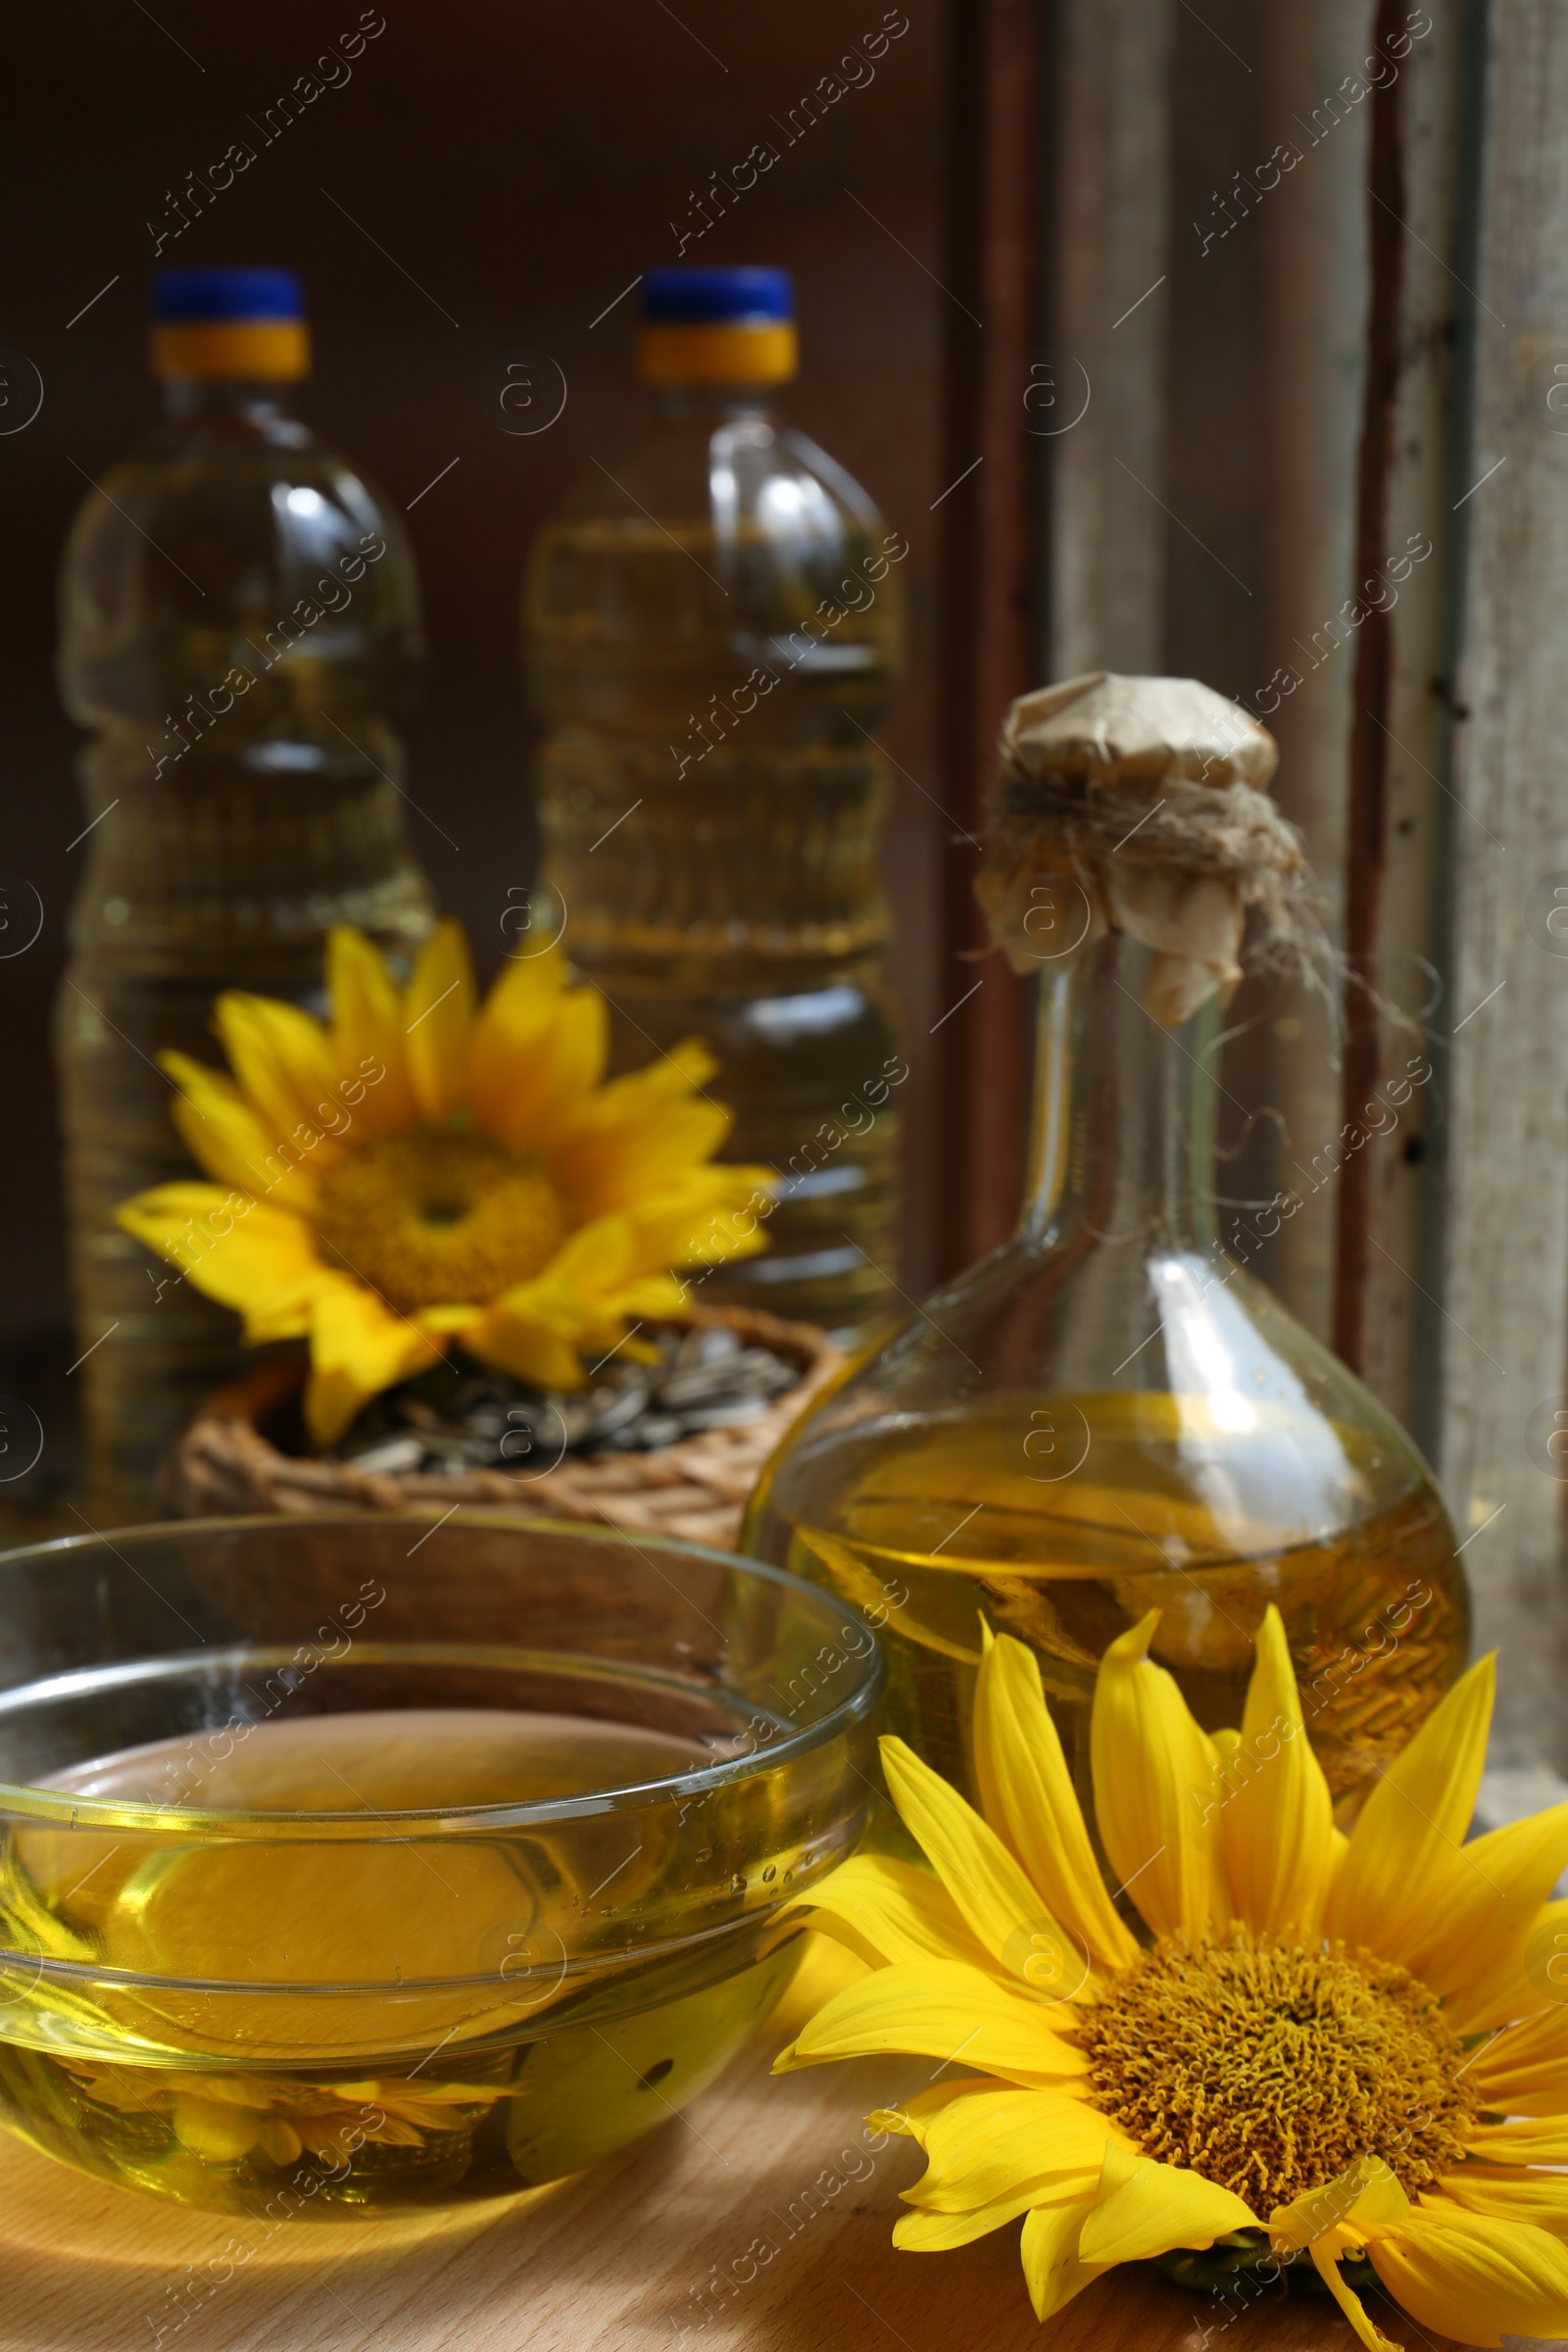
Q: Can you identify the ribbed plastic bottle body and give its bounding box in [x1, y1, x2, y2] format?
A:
[525, 402, 906, 1342]
[56, 388, 434, 1512]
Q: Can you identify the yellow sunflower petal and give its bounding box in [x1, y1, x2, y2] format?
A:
[417, 1303, 487, 1337]
[1269, 2163, 1411, 2344]
[479, 982, 609, 1156]
[973, 1629, 1140, 1976]
[464, 1306, 584, 1395]
[788, 1854, 997, 1977]
[626, 1175, 777, 1272]
[548, 1048, 735, 1219]
[325, 926, 416, 1136]
[534, 987, 613, 1139]
[536, 1213, 636, 1298]
[1270, 2154, 1412, 2252]
[1327, 1655, 1495, 1956]
[1369, 2211, 1568, 2349]
[903, 2088, 1116, 2214]
[879, 1737, 1075, 1989]
[891, 2209, 1003, 2252]
[1429, 2168, 1568, 2231]
[867, 2079, 998, 2145]
[900, 2176, 1102, 2245]
[115, 1188, 326, 1344]
[1223, 1603, 1337, 1939]
[771, 1960, 1089, 2088]
[212, 991, 340, 1149]
[476, 940, 566, 1023]
[1462, 2004, 1568, 2116]
[1447, 1896, 1568, 2034]
[1018, 2197, 1107, 2322]
[465, 945, 569, 1144]
[157, 1052, 319, 1212]
[599, 1273, 689, 1323]
[1465, 2118, 1568, 2167]
[1090, 1609, 1222, 1939]
[1078, 2137, 1258, 2265]
[547, 1034, 715, 1118]
[402, 920, 475, 1125]
[1387, 1805, 1568, 2004]
[466, 1212, 677, 1392]
[868, 2085, 999, 2154]
[304, 1281, 446, 1446]
[1308, 2241, 1402, 2351]
[465, 943, 560, 1092]
[896, 2193, 1077, 2252]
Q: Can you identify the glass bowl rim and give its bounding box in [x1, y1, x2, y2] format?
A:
[0, 1511, 885, 1835]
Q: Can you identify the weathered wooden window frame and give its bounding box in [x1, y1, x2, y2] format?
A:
[938, 0, 1568, 1771]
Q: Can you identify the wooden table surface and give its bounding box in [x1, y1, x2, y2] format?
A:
[0, 1980, 1533, 2352]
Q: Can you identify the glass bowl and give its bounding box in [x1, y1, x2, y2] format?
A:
[0, 1512, 881, 2215]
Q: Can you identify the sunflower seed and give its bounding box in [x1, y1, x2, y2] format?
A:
[323, 1323, 803, 1473]
[686, 1325, 742, 1368]
[658, 1348, 795, 1409]
[462, 1403, 513, 1442]
[674, 1396, 770, 1432]
[586, 1385, 654, 1439]
[554, 1400, 600, 1448]
[631, 1414, 685, 1450]
[341, 1435, 426, 1476]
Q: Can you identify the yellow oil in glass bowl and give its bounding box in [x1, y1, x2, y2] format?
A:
[0, 1514, 879, 2214]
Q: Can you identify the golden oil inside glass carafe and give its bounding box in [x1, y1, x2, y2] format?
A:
[744, 936, 1469, 1834]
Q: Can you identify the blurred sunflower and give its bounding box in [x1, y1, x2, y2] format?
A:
[117, 923, 770, 1445]
[775, 1608, 1568, 2350]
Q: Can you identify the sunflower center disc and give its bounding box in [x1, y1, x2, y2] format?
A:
[1078, 1925, 1480, 2208]
[314, 1132, 565, 1314]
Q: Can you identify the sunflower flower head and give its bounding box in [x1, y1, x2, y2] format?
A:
[116, 922, 772, 1445]
[774, 1608, 1568, 2350]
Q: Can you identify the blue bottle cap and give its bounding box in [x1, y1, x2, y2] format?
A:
[151, 268, 306, 323]
[642, 268, 794, 325]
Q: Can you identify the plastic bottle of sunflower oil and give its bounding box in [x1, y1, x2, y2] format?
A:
[57, 266, 433, 1516]
[525, 267, 907, 1345]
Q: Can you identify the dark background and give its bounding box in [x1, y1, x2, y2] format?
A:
[0, 2, 945, 1348]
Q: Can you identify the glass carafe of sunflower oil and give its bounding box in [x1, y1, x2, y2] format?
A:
[525, 267, 906, 1344]
[744, 926, 1469, 1829]
[56, 268, 433, 1516]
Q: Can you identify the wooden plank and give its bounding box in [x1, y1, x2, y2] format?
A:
[1048, 0, 1175, 679]
[1336, 0, 1420, 1376]
[1437, 0, 1568, 1772]
[1336, 0, 1466, 1431]
[1242, 0, 1374, 1349]
[1038, 0, 1374, 1355]
[933, 0, 1039, 1273]
[0, 2015, 1494, 2352]
[1155, 0, 1359, 1348]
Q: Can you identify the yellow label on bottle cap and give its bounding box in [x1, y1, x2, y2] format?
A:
[637, 321, 798, 387]
[150, 321, 312, 380]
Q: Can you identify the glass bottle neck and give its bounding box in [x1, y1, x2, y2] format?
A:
[651, 384, 780, 425]
[1022, 931, 1220, 1253]
[160, 378, 297, 423]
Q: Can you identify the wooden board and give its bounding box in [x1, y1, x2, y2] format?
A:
[0, 2016, 1513, 2352]
[1437, 0, 1568, 1777]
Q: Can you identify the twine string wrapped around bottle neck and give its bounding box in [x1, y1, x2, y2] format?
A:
[974, 671, 1343, 1029]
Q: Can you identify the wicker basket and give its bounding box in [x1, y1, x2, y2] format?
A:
[162, 1305, 843, 1550]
